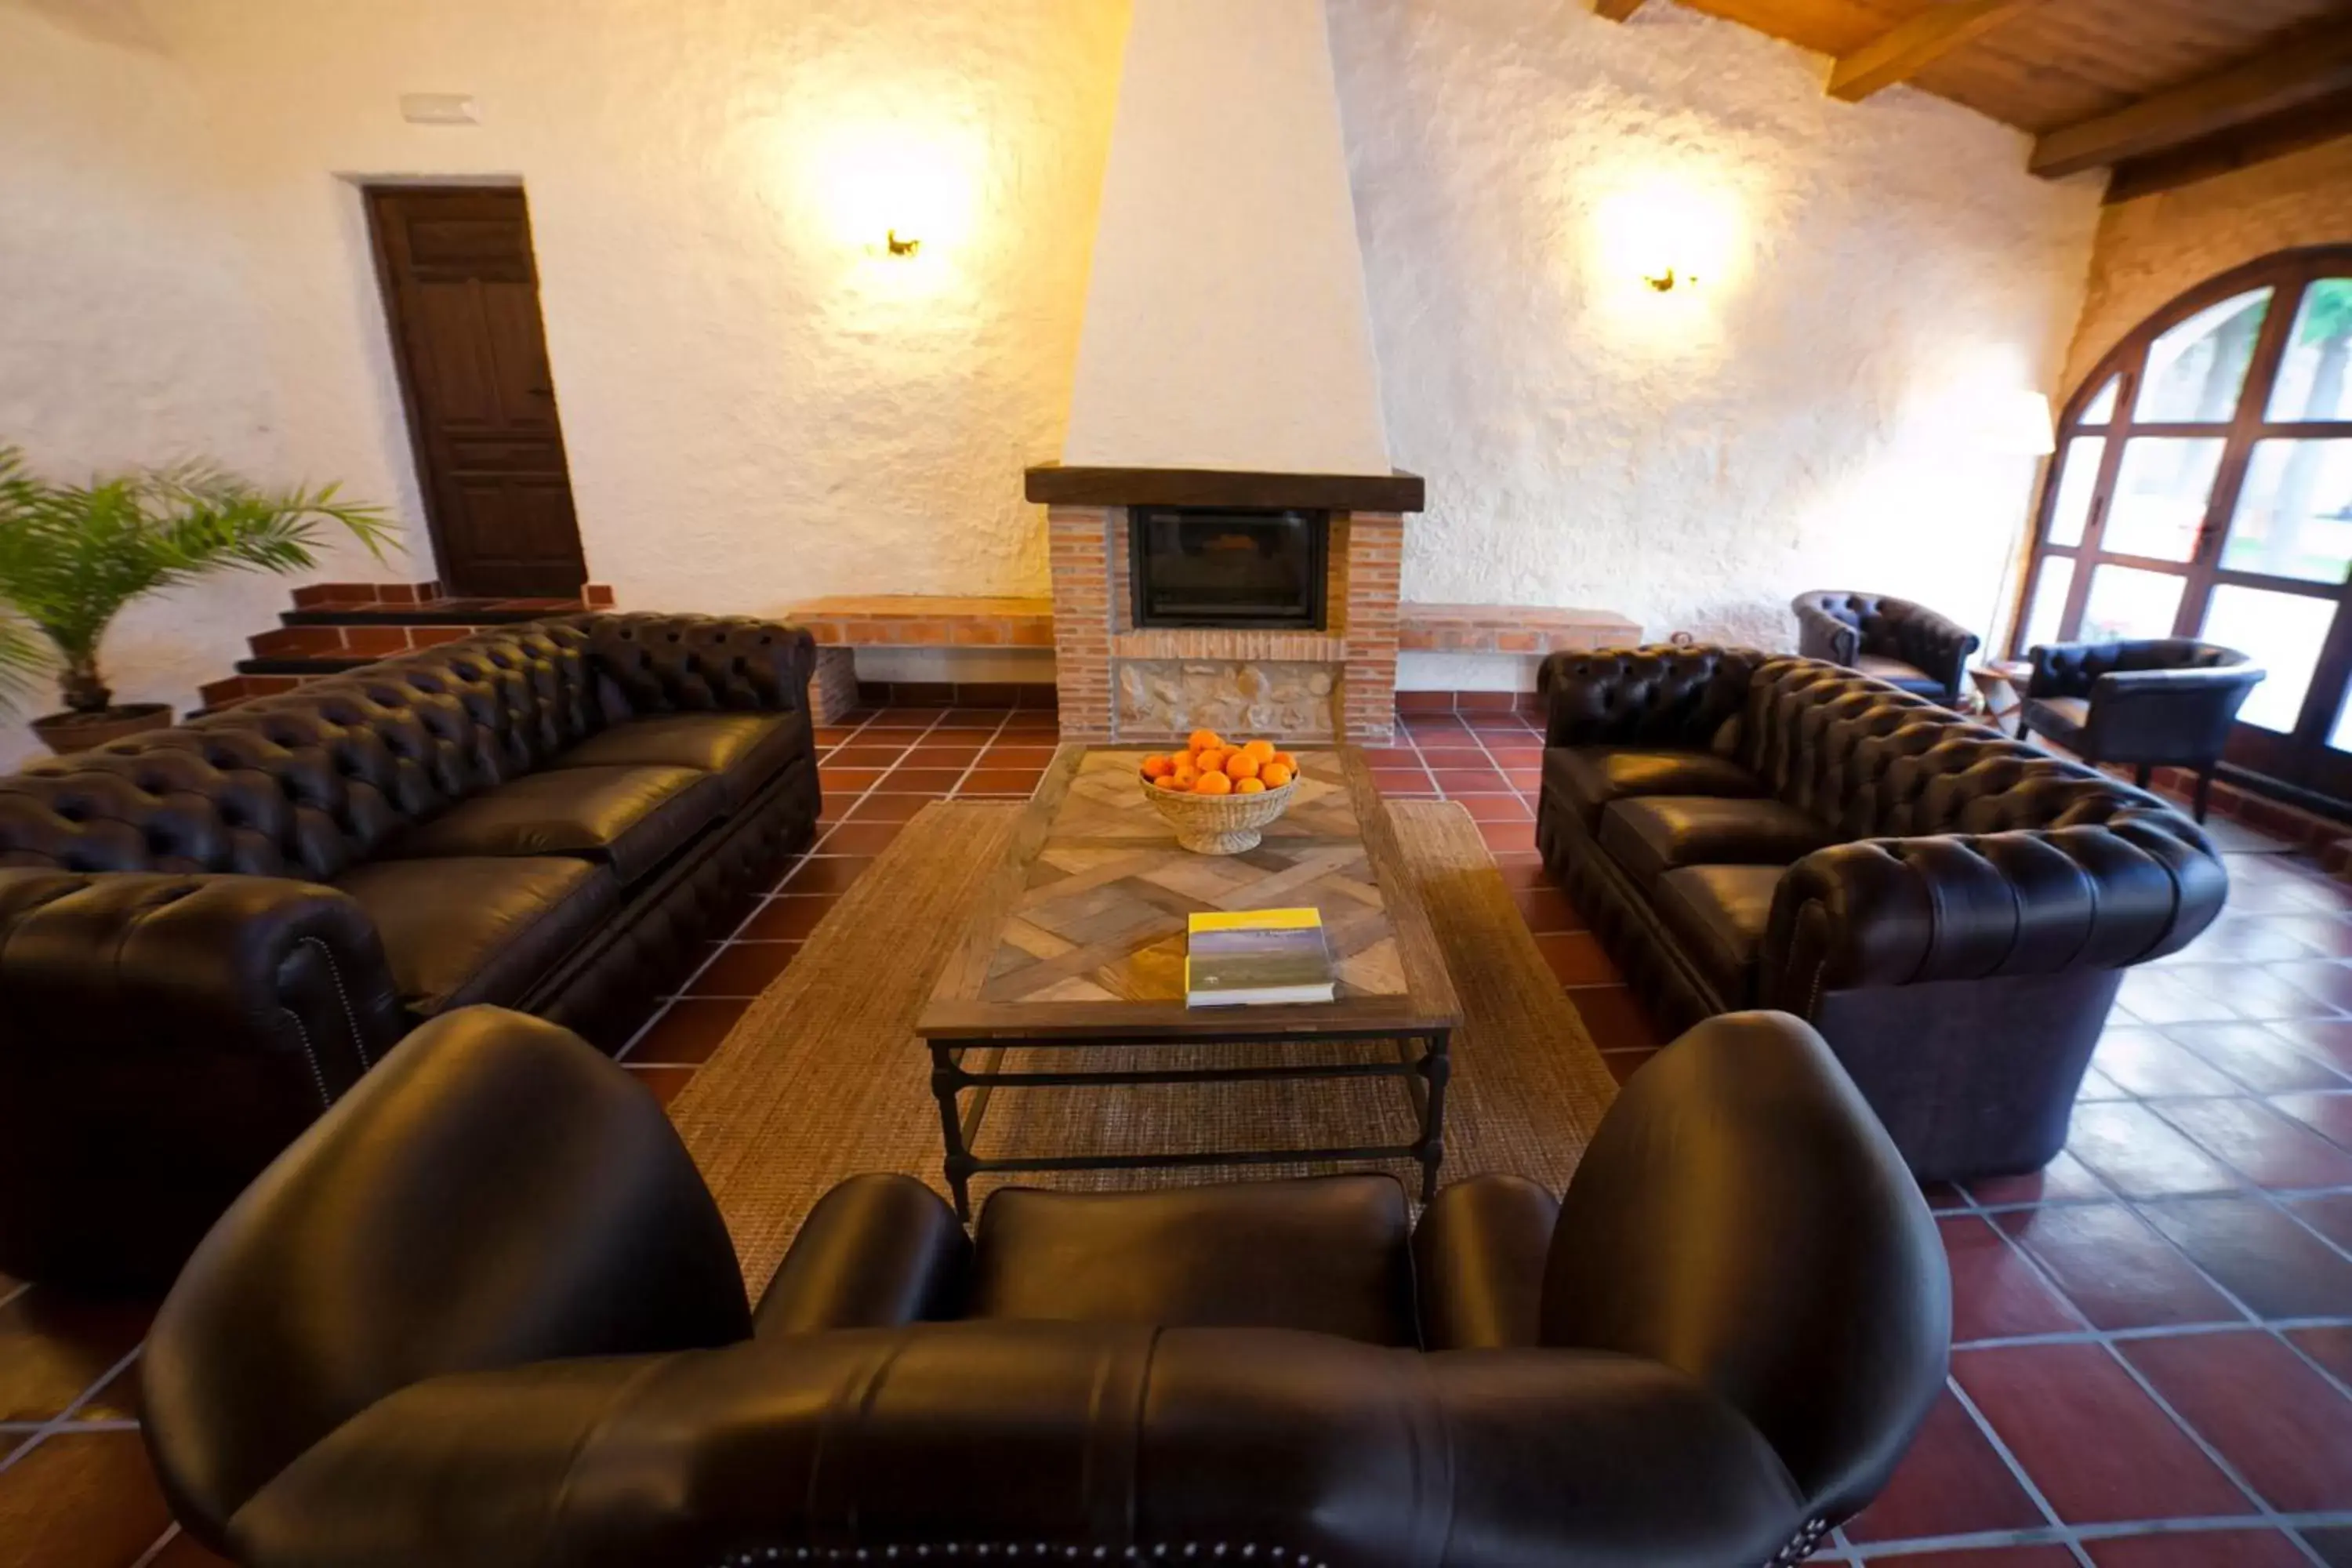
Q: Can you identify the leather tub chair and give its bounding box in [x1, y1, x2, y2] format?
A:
[144, 1005, 1950, 1568]
[1792, 591, 1980, 704]
[2018, 638, 2263, 821]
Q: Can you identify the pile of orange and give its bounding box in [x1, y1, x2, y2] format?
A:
[1141, 731, 1299, 796]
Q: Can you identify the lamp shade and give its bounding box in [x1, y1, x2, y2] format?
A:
[1982, 390, 2057, 456]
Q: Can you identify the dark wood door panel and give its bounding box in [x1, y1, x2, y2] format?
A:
[367, 186, 586, 597]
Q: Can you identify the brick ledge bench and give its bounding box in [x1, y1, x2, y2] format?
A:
[785, 595, 1054, 723]
[1397, 604, 1641, 655]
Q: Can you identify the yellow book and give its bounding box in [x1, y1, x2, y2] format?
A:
[1185, 908, 1334, 1007]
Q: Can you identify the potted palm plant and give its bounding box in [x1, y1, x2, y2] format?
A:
[0, 445, 395, 753]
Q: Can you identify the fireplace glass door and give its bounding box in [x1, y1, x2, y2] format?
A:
[1129, 508, 1328, 630]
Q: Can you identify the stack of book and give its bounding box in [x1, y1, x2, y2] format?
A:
[1184, 908, 1335, 1007]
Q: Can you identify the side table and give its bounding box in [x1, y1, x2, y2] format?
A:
[1969, 660, 2034, 736]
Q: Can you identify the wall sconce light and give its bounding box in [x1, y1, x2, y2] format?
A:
[1644, 267, 1695, 292]
[886, 229, 920, 257]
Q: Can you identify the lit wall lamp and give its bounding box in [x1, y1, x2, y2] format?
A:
[1645, 266, 1694, 292]
[886, 229, 920, 257]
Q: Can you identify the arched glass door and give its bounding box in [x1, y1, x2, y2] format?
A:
[2016, 249, 2352, 802]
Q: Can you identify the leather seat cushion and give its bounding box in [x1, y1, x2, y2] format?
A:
[391, 766, 725, 887]
[2025, 695, 2091, 744]
[1856, 653, 1940, 695]
[1598, 796, 1832, 891]
[1543, 746, 1765, 833]
[553, 712, 804, 810]
[336, 856, 620, 1016]
[1652, 864, 1784, 1007]
[967, 1175, 1416, 1347]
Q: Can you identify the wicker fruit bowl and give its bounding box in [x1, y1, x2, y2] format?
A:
[1137, 732, 1302, 855]
[1140, 771, 1300, 855]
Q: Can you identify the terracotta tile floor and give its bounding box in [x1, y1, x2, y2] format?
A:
[7, 704, 2352, 1564]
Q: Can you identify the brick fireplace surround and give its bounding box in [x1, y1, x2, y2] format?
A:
[1031, 465, 1424, 746]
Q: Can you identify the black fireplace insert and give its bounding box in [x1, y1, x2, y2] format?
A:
[1128, 507, 1328, 630]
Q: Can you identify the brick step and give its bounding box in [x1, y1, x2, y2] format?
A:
[280, 600, 585, 629]
[236, 655, 372, 677]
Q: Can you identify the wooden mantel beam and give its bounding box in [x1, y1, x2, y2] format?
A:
[1828, 0, 2046, 103]
[1594, 0, 1645, 20]
[2032, 23, 2352, 179]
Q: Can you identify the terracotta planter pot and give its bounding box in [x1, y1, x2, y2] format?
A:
[30, 702, 174, 756]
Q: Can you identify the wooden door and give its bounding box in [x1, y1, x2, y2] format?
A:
[365, 187, 588, 598]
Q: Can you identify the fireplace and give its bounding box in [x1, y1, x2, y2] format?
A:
[1128, 507, 1328, 630]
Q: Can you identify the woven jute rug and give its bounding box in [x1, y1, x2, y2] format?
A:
[668, 797, 1617, 1292]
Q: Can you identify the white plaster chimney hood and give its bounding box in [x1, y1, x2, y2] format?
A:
[1056, 0, 1394, 480]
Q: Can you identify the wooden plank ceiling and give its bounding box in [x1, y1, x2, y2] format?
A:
[1603, 0, 2352, 199]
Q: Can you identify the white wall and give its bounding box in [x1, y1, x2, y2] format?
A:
[1062, 0, 1391, 475]
[0, 0, 355, 768]
[1327, 0, 2102, 651]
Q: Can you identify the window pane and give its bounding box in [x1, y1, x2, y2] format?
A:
[2221, 439, 2352, 584]
[2046, 436, 2104, 546]
[2020, 554, 2074, 650]
[2328, 684, 2352, 752]
[2080, 565, 2185, 642]
[2078, 375, 2119, 426]
[2199, 586, 2328, 734]
[2134, 288, 2272, 423]
[2268, 279, 2352, 422]
[2102, 438, 2225, 561]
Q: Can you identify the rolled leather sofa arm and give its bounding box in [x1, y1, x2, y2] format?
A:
[144, 1004, 753, 1551]
[1759, 817, 2227, 1001]
[753, 1172, 971, 1336]
[0, 869, 405, 1101]
[571, 611, 819, 714]
[1793, 604, 1860, 666]
[1539, 644, 1761, 750]
[1411, 1174, 1558, 1351]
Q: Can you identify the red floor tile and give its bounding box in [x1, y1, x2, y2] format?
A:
[1511, 885, 1586, 935]
[2092, 1028, 2242, 1098]
[2161, 964, 2341, 1022]
[2086, 1532, 2312, 1567]
[963, 768, 1044, 796]
[1534, 931, 1620, 988]
[2271, 1090, 2352, 1149]
[847, 793, 939, 822]
[1453, 793, 1532, 822]
[782, 856, 873, 895]
[2137, 1193, 2352, 1319]
[817, 822, 904, 855]
[1940, 1216, 2083, 1341]
[1953, 1343, 2255, 1523]
[2067, 1102, 2244, 1200]
[1370, 768, 1439, 797]
[0, 1291, 150, 1421]
[2115, 970, 2240, 1026]
[978, 746, 1058, 768]
[2269, 1017, 2352, 1076]
[817, 768, 884, 794]
[148, 1526, 238, 1565]
[624, 1064, 699, 1109]
[880, 768, 968, 794]
[626, 999, 750, 1065]
[1360, 747, 1421, 768]
[1430, 767, 1508, 792]
[1599, 1048, 1655, 1086]
[0, 1432, 176, 1568]
[1843, 1388, 2045, 1542]
[2151, 1097, 2352, 1189]
[1474, 820, 1536, 854]
[1963, 1150, 2112, 1207]
[2122, 1330, 2352, 1512]
[2264, 960, 2352, 1011]
[866, 709, 946, 728]
[1570, 985, 1664, 1051]
[826, 745, 909, 769]
[742, 896, 837, 941]
[2289, 1324, 2352, 1385]
[2308, 1525, 2352, 1568]
[685, 941, 798, 998]
[906, 745, 984, 768]
[1864, 1552, 2075, 1567]
[1994, 1204, 2243, 1330]
[2166, 1022, 2352, 1094]
[2288, 1192, 2352, 1252]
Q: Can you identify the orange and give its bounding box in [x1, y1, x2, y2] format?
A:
[1240, 739, 1276, 763]
[1236, 776, 1266, 794]
[1191, 770, 1232, 795]
[1186, 729, 1224, 753]
[1225, 752, 1260, 781]
[1171, 764, 1199, 788]
[1270, 751, 1298, 773]
[1152, 774, 1183, 791]
[1260, 762, 1293, 788]
[1141, 755, 1174, 780]
[1194, 748, 1228, 776]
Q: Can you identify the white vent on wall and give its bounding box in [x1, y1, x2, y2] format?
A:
[399, 93, 480, 126]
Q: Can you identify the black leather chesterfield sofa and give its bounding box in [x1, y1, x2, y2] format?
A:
[2019, 637, 2263, 821]
[1537, 646, 2228, 1181]
[0, 613, 819, 1288]
[1791, 590, 1980, 703]
[143, 1004, 1948, 1568]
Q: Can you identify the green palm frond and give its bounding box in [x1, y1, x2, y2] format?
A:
[0, 445, 397, 716]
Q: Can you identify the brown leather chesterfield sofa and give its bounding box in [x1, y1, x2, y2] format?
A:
[143, 1004, 1948, 1568]
[1537, 646, 2228, 1182]
[0, 613, 819, 1288]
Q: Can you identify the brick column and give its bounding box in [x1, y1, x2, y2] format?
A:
[1048, 505, 1117, 740]
[1338, 510, 1402, 742]
[807, 646, 861, 725]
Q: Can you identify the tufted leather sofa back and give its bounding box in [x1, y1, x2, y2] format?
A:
[0, 614, 811, 884]
[1541, 645, 1762, 751]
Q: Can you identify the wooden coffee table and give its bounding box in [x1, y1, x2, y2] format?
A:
[917, 746, 1461, 1218]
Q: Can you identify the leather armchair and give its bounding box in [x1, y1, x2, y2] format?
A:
[1792, 591, 1980, 704]
[144, 1005, 1949, 1568]
[2020, 639, 2263, 820]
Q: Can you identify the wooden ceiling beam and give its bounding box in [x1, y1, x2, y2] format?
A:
[1593, 0, 1646, 20]
[1828, 0, 2047, 103]
[2032, 23, 2352, 180]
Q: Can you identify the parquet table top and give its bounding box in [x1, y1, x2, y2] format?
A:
[920, 747, 1459, 1042]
